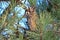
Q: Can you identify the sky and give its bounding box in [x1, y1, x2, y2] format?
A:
[0, 0, 30, 34]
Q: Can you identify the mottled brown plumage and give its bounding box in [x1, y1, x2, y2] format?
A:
[25, 7, 38, 31]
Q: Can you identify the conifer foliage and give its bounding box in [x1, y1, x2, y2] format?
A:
[0, 0, 60, 40]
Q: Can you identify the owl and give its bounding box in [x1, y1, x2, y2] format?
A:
[25, 6, 38, 31]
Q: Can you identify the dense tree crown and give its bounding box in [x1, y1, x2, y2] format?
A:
[0, 0, 60, 40]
